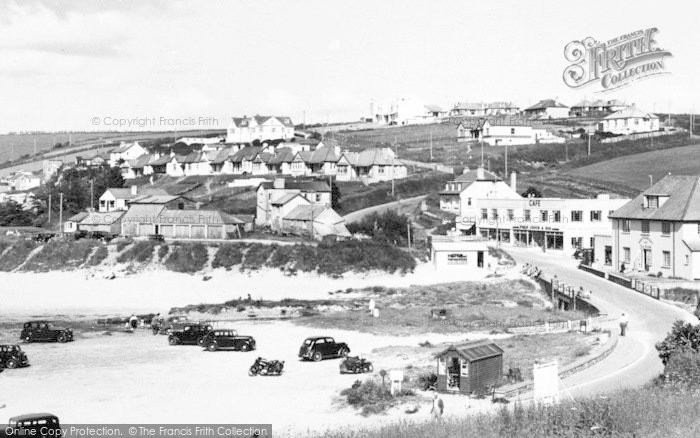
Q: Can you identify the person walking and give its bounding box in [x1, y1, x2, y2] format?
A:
[619, 312, 629, 336]
[430, 392, 444, 420]
[151, 313, 161, 335]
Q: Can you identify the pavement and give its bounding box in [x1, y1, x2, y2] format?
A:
[505, 246, 698, 399]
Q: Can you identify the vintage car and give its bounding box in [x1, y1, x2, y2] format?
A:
[167, 323, 212, 346]
[5, 414, 61, 438]
[0, 344, 29, 369]
[203, 329, 256, 352]
[32, 233, 55, 243]
[20, 321, 73, 343]
[339, 356, 373, 374]
[298, 336, 350, 361]
[148, 234, 165, 241]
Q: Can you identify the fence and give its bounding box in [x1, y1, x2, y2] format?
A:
[577, 264, 660, 300]
[600, 129, 682, 144]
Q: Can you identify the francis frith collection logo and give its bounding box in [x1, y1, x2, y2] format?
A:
[563, 28, 672, 92]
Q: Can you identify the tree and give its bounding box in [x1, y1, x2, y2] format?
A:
[655, 320, 700, 366]
[521, 186, 542, 198]
[0, 201, 35, 226]
[331, 181, 341, 210]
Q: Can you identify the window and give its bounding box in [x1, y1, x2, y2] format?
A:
[686, 255, 690, 266]
[641, 220, 650, 234]
[662, 222, 671, 235]
[553, 210, 561, 222]
[590, 210, 601, 222]
[315, 194, 321, 202]
[663, 251, 671, 268]
[491, 209, 498, 220]
[510, 128, 515, 135]
[507, 209, 514, 221]
[540, 210, 548, 222]
[590, 237, 595, 247]
[647, 196, 659, 208]
[524, 210, 531, 221]
[467, 198, 472, 206]
[481, 209, 488, 220]
[571, 211, 583, 222]
[571, 237, 582, 248]
[623, 247, 631, 263]
[622, 219, 631, 232]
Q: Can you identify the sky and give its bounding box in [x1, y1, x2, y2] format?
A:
[0, 0, 698, 132]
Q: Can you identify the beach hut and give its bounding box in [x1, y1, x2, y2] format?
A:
[434, 340, 503, 394]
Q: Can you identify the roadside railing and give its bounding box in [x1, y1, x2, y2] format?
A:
[577, 264, 660, 300]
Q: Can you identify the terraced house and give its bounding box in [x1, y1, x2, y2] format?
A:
[607, 175, 700, 280]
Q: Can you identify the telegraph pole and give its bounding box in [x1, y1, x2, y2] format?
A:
[407, 221, 411, 252]
[504, 144, 508, 180]
[48, 194, 52, 224]
[90, 179, 94, 209]
[33, 139, 37, 156]
[429, 130, 433, 161]
[58, 192, 63, 233]
[587, 133, 591, 156]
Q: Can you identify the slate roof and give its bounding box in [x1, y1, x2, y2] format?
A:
[153, 209, 244, 225]
[603, 106, 658, 120]
[609, 175, 700, 221]
[103, 187, 168, 200]
[344, 148, 401, 167]
[269, 148, 296, 164]
[309, 146, 339, 164]
[284, 204, 332, 221]
[80, 210, 125, 225]
[112, 142, 142, 153]
[67, 212, 89, 222]
[271, 193, 305, 206]
[259, 180, 331, 192]
[424, 104, 444, 112]
[125, 154, 155, 169]
[230, 146, 262, 163]
[230, 116, 294, 128]
[435, 340, 503, 362]
[131, 194, 190, 204]
[149, 155, 172, 166]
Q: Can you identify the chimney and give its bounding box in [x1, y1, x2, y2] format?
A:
[131, 185, 138, 196]
[510, 171, 517, 192]
[462, 166, 469, 175]
[476, 165, 485, 180]
[273, 178, 285, 189]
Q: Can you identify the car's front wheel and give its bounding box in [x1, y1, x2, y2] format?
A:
[338, 348, 349, 358]
[57, 333, 68, 343]
[6, 359, 18, 369]
[22, 334, 32, 343]
[312, 351, 323, 362]
[240, 343, 250, 352]
[206, 343, 217, 352]
[197, 336, 206, 346]
[169, 337, 180, 346]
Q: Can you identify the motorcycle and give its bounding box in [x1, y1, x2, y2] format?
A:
[248, 357, 284, 376]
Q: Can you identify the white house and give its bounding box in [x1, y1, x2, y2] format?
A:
[465, 120, 565, 146]
[608, 175, 700, 280]
[226, 116, 295, 143]
[109, 142, 148, 167]
[255, 179, 331, 227]
[523, 99, 570, 119]
[429, 236, 488, 270]
[597, 106, 660, 135]
[450, 102, 519, 117]
[9, 172, 41, 191]
[98, 186, 167, 212]
[339, 148, 407, 183]
[281, 204, 351, 239]
[369, 98, 445, 125]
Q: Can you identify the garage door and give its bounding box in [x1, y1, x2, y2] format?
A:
[160, 225, 174, 237]
[175, 225, 190, 238]
[207, 225, 223, 239]
[138, 224, 154, 236]
[122, 223, 137, 236]
[191, 225, 205, 239]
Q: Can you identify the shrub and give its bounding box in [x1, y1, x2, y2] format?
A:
[241, 244, 275, 269]
[661, 351, 700, 389]
[117, 240, 157, 264]
[88, 245, 109, 266]
[157, 244, 169, 261]
[21, 239, 100, 272]
[655, 320, 700, 365]
[116, 238, 133, 252]
[212, 243, 246, 270]
[164, 243, 208, 273]
[0, 239, 40, 271]
[417, 372, 438, 391]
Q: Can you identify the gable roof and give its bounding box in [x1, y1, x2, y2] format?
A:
[131, 194, 191, 205]
[259, 180, 331, 192]
[609, 175, 700, 221]
[424, 104, 444, 112]
[269, 148, 296, 164]
[102, 187, 168, 200]
[153, 208, 244, 225]
[284, 204, 334, 221]
[435, 339, 503, 362]
[354, 148, 401, 167]
[230, 146, 262, 163]
[271, 192, 308, 206]
[80, 210, 125, 225]
[309, 145, 339, 164]
[67, 212, 89, 222]
[112, 142, 143, 154]
[230, 116, 294, 128]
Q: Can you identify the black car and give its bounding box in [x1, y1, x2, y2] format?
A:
[87, 231, 117, 242]
[73, 230, 88, 240]
[20, 321, 74, 343]
[168, 323, 212, 346]
[298, 336, 350, 362]
[148, 234, 165, 241]
[203, 329, 256, 352]
[5, 414, 61, 438]
[0, 345, 29, 369]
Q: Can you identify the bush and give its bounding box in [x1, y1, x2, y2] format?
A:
[116, 238, 133, 252]
[164, 243, 208, 273]
[0, 239, 40, 271]
[347, 210, 412, 246]
[655, 320, 700, 365]
[117, 240, 157, 264]
[417, 372, 438, 391]
[241, 244, 275, 269]
[21, 239, 100, 272]
[661, 351, 700, 389]
[212, 243, 246, 270]
[339, 379, 404, 416]
[157, 244, 169, 261]
[88, 245, 109, 266]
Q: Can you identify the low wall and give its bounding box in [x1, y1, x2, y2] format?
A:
[577, 264, 659, 300]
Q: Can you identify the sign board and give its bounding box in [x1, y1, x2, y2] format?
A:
[389, 370, 404, 396]
[447, 253, 468, 264]
[533, 360, 559, 404]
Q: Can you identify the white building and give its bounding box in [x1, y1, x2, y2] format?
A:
[369, 98, 446, 125]
[462, 119, 565, 146]
[523, 99, 570, 119]
[255, 179, 332, 227]
[597, 106, 660, 135]
[450, 102, 519, 117]
[606, 175, 700, 280]
[475, 194, 629, 254]
[429, 236, 488, 270]
[8, 171, 41, 191]
[109, 142, 148, 167]
[226, 116, 295, 143]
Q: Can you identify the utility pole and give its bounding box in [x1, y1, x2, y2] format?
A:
[303, 110, 306, 130]
[48, 194, 52, 224]
[480, 139, 484, 166]
[33, 139, 37, 156]
[407, 221, 411, 252]
[10, 143, 14, 161]
[565, 142, 569, 162]
[587, 133, 591, 156]
[90, 179, 94, 209]
[58, 192, 63, 234]
[504, 144, 508, 180]
[429, 130, 433, 161]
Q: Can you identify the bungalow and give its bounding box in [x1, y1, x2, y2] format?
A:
[145, 155, 171, 175]
[523, 99, 570, 119]
[121, 154, 157, 179]
[165, 155, 186, 177]
[76, 149, 111, 168]
[9, 172, 41, 191]
[98, 186, 169, 212]
[308, 145, 341, 175]
[341, 148, 407, 183]
[597, 106, 660, 135]
[467, 119, 565, 146]
[181, 151, 213, 176]
[109, 141, 148, 167]
[281, 204, 350, 239]
[64, 212, 89, 233]
[76, 210, 125, 235]
[251, 152, 274, 175]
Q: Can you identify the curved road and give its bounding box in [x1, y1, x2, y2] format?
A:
[342, 195, 427, 223]
[506, 246, 697, 399]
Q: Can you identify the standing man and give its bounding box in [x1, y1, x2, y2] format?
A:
[430, 392, 444, 420]
[129, 314, 138, 331]
[619, 312, 629, 336]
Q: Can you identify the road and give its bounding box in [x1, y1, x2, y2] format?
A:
[506, 246, 697, 399]
[342, 195, 427, 223]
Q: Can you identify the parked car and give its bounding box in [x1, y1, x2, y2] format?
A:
[20, 321, 73, 343]
[87, 231, 117, 242]
[0, 344, 29, 369]
[148, 234, 165, 241]
[298, 336, 350, 361]
[72, 230, 88, 240]
[203, 329, 256, 352]
[248, 357, 284, 376]
[32, 233, 55, 243]
[168, 323, 212, 346]
[339, 356, 373, 374]
[5, 414, 61, 438]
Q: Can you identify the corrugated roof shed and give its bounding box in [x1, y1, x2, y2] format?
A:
[435, 340, 503, 362]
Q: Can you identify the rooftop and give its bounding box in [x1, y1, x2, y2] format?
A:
[610, 175, 700, 221]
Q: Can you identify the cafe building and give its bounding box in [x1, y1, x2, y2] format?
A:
[474, 194, 629, 254]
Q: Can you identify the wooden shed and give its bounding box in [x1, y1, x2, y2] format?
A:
[435, 340, 503, 394]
